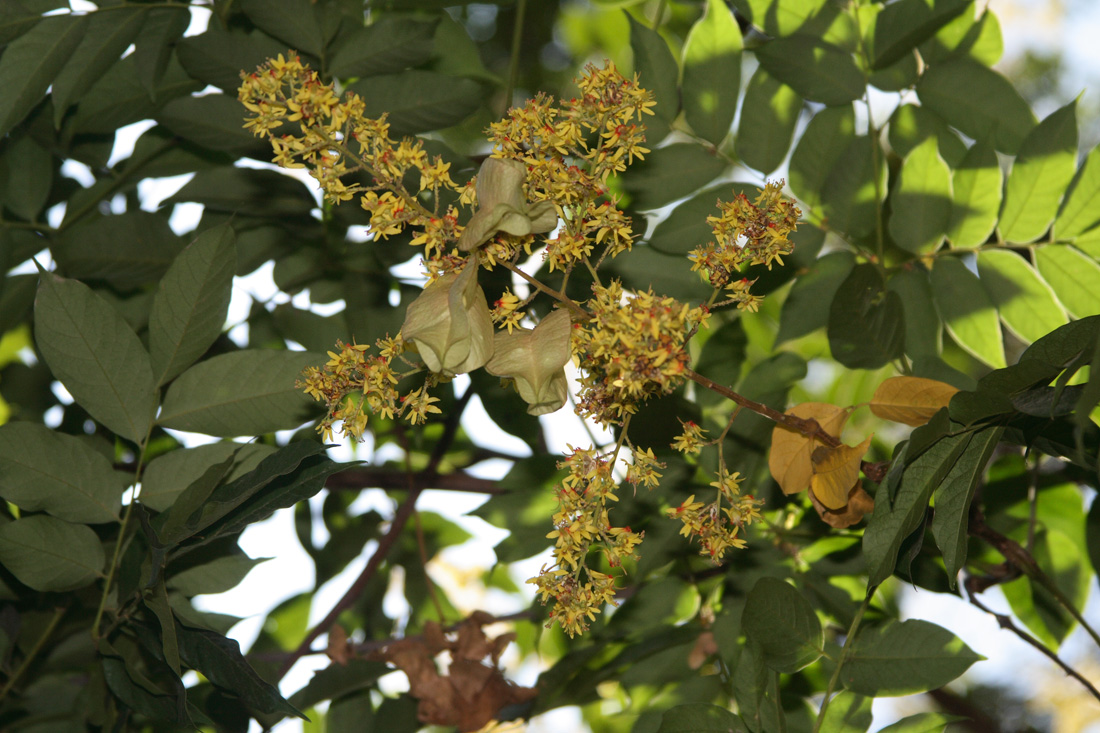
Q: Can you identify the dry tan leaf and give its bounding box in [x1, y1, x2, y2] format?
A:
[810, 435, 872, 510]
[326, 624, 352, 666]
[687, 631, 718, 670]
[768, 402, 849, 495]
[869, 376, 959, 426]
[809, 481, 875, 528]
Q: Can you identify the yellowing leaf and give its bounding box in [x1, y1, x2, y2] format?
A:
[809, 481, 875, 529]
[810, 435, 873, 510]
[869, 376, 959, 426]
[768, 403, 849, 495]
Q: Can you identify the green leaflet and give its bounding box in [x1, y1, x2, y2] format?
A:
[889, 137, 953, 254]
[1034, 245, 1100, 319]
[741, 577, 823, 673]
[977, 249, 1067, 343]
[1055, 145, 1100, 240]
[681, 0, 742, 144]
[756, 34, 865, 107]
[843, 619, 984, 696]
[930, 256, 1005, 368]
[0, 515, 105, 592]
[947, 138, 1002, 248]
[737, 67, 802, 175]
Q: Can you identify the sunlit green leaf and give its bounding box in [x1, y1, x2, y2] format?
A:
[889, 137, 953, 254]
[886, 103, 966, 168]
[1034, 245, 1100, 319]
[977, 249, 1067, 343]
[947, 138, 1002, 248]
[930, 257, 1005, 368]
[866, 0, 971, 69]
[737, 67, 802, 175]
[681, 0, 741, 144]
[789, 105, 855, 212]
[920, 7, 1002, 66]
[1055, 145, 1100, 240]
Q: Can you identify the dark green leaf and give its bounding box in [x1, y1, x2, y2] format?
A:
[1000, 100, 1079, 244]
[168, 554, 268, 597]
[149, 224, 237, 386]
[647, 183, 754, 255]
[930, 425, 1003, 583]
[886, 103, 967, 168]
[623, 143, 727, 210]
[681, 0, 742, 143]
[930, 256, 1005, 368]
[820, 134, 884, 237]
[867, 0, 971, 69]
[175, 622, 304, 718]
[157, 93, 269, 155]
[470, 455, 564, 562]
[828, 264, 905, 369]
[776, 251, 855, 344]
[288, 659, 389, 710]
[756, 35, 865, 106]
[167, 167, 318, 217]
[736, 67, 802, 175]
[1020, 314, 1099, 366]
[1055, 145, 1100, 240]
[158, 350, 321, 437]
[238, 0, 325, 57]
[0, 132, 52, 220]
[920, 7, 1003, 66]
[133, 7, 192, 96]
[741, 577, 823, 673]
[101, 655, 189, 725]
[329, 17, 439, 79]
[694, 318, 747, 406]
[176, 25, 289, 93]
[142, 442, 275, 513]
[0, 515, 105, 591]
[655, 703, 749, 732]
[843, 619, 983, 695]
[888, 265, 942, 358]
[54, 211, 184, 288]
[71, 55, 201, 135]
[888, 137, 953, 254]
[0, 422, 122, 523]
[0, 15, 86, 138]
[51, 8, 147, 126]
[947, 138, 1002, 248]
[627, 13, 680, 134]
[144, 578, 182, 676]
[348, 71, 483, 136]
[34, 271, 157, 443]
[864, 430, 971, 585]
[789, 106, 856, 212]
[977, 249, 1067, 344]
[916, 57, 1035, 154]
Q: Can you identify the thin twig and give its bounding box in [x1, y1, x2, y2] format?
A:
[502, 0, 528, 117]
[0, 607, 66, 703]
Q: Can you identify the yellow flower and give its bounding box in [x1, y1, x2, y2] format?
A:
[401, 261, 494, 376]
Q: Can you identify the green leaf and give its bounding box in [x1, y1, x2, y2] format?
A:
[920, 7, 1002, 66]
[348, 71, 483, 136]
[736, 67, 802, 175]
[149, 224, 237, 386]
[864, 430, 971, 585]
[623, 143, 727, 210]
[916, 57, 1035, 155]
[50, 8, 147, 126]
[977, 249, 1067, 343]
[947, 138, 1002, 248]
[167, 167, 318, 217]
[694, 318, 748, 406]
[681, 0, 742, 144]
[866, 0, 971, 69]
[1034, 245, 1100, 319]
[744, 0, 854, 41]
[238, 0, 325, 57]
[756, 35, 865, 106]
[53, 212, 185, 289]
[1, 132, 52, 221]
[132, 7, 191, 96]
[827, 264, 905, 369]
[1002, 527, 1085, 647]
[70, 54, 201, 136]
[789, 106, 856, 212]
[168, 554, 268, 597]
[288, 659, 389, 711]
[0, 423, 122, 524]
[741, 577, 823, 673]
[0, 515, 105, 592]
[930, 425, 1003, 583]
[157, 93, 268, 155]
[776, 251, 856, 344]
[34, 272, 157, 443]
[843, 619, 983, 695]
[930, 256, 1005, 368]
[329, 17, 437, 79]
[889, 137, 953, 253]
[647, 183, 752, 255]
[821, 135, 884, 237]
[999, 100, 1079, 244]
[627, 13, 680, 134]
[142, 443, 275, 513]
[886, 103, 967, 168]
[175, 622, 304, 718]
[655, 703, 749, 733]
[818, 691, 873, 733]
[158, 350, 321, 437]
[1055, 146, 1100, 240]
[878, 713, 965, 733]
[0, 14, 86, 138]
[888, 265, 942, 358]
[176, 25, 289, 93]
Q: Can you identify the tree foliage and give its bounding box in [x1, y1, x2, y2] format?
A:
[1, 1, 1099, 732]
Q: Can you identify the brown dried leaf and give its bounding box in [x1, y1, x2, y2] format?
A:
[810, 435, 873, 510]
[687, 631, 718, 670]
[769, 402, 849, 495]
[869, 376, 958, 426]
[809, 481, 875, 528]
[326, 624, 352, 666]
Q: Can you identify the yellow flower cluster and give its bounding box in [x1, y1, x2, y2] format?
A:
[487, 62, 651, 272]
[690, 181, 801, 298]
[667, 470, 763, 563]
[298, 339, 403, 441]
[573, 281, 710, 425]
[239, 53, 460, 255]
[527, 445, 644, 637]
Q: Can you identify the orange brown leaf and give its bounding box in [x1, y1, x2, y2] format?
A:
[810, 435, 873, 510]
[869, 376, 959, 427]
[768, 402, 849, 495]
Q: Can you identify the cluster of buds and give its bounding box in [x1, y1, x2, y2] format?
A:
[690, 180, 801, 304]
[528, 446, 645, 636]
[573, 282, 710, 425]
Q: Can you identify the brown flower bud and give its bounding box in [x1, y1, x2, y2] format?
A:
[485, 308, 572, 415]
[401, 262, 494, 375]
[458, 158, 558, 252]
